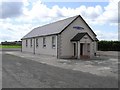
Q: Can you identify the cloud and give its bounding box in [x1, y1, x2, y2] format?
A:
[21, 0, 104, 27]
[0, 0, 119, 42]
[94, 0, 119, 25]
[0, 1, 23, 18]
[0, 21, 33, 42]
[1, 0, 119, 24]
[95, 30, 118, 40]
[22, 0, 118, 26]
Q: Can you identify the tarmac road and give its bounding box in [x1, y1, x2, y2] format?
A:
[2, 52, 118, 88]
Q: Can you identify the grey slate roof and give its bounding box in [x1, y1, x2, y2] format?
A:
[71, 33, 94, 41]
[22, 15, 78, 39]
[22, 15, 96, 39]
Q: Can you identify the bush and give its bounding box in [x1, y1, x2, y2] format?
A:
[98, 41, 120, 51]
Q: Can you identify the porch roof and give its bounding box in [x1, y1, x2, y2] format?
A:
[71, 32, 94, 41]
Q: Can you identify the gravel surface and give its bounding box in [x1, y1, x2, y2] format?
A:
[2, 53, 118, 88]
[5, 51, 118, 78]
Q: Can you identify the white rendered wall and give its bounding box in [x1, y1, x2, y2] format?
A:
[60, 17, 96, 58]
[22, 39, 34, 53]
[35, 35, 57, 56]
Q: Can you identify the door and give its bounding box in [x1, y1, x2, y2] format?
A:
[80, 43, 83, 56]
[74, 43, 76, 56]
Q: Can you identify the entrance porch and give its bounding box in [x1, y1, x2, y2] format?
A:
[73, 42, 91, 59]
[71, 33, 94, 59]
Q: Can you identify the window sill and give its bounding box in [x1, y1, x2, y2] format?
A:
[52, 47, 56, 49]
[43, 46, 46, 48]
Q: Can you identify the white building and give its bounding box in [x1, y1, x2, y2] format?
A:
[21, 15, 98, 59]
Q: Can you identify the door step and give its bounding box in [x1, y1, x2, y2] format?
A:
[80, 55, 90, 60]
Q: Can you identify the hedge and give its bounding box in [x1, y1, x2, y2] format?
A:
[98, 41, 120, 51]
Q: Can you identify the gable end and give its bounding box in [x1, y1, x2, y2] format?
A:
[59, 15, 96, 36]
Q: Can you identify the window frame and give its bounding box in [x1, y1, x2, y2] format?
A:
[26, 39, 28, 47]
[36, 38, 38, 47]
[43, 37, 46, 48]
[52, 36, 56, 48]
[30, 39, 32, 47]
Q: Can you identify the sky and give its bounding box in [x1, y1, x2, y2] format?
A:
[0, 0, 119, 42]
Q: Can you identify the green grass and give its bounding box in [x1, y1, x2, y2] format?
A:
[0, 45, 21, 48]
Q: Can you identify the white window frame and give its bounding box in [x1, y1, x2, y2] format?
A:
[43, 37, 46, 48]
[30, 39, 32, 47]
[36, 38, 38, 47]
[52, 36, 56, 48]
[26, 40, 28, 47]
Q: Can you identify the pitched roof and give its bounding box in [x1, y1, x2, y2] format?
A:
[71, 33, 94, 41]
[22, 15, 96, 39]
[22, 15, 78, 39]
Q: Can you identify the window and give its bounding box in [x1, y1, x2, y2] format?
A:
[43, 37, 46, 48]
[36, 38, 38, 47]
[52, 36, 56, 48]
[26, 40, 28, 47]
[30, 39, 32, 47]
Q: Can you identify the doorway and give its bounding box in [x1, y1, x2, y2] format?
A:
[74, 43, 76, 56]
[80, 43, 83, 56]
[87, 43, 90, 56]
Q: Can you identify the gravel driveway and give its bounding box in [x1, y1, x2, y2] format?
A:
[5, 51, 118, 79]
[2, 52, 118, 88]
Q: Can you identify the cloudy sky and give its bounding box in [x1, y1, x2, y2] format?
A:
[0, 0, 119, 42]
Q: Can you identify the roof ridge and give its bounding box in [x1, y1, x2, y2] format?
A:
[22, 15, 80, 39]
[34, 15, 79, 30]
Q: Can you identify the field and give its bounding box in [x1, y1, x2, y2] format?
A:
[0, 45, 21, 48]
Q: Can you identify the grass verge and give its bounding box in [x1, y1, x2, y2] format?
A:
[0, 45, 21, 48]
